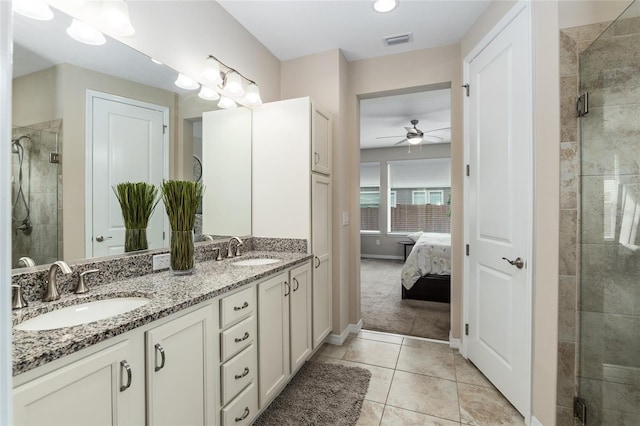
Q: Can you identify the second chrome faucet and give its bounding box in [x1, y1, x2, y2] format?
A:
[43, 261, 72, 302]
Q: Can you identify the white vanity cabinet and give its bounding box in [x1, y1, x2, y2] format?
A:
[13, 335, 145, 426]
[258, 262, 312, 408]
[146, 305, 217, 426]
[253, 97, 333, 351]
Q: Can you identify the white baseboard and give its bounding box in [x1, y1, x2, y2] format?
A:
[326, 319, 364, 346]
[449, 331, 461, 349]
[530, 416, 543, 426]
[360, 254, 403, 260]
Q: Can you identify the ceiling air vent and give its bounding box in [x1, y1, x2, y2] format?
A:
[383, 32, 413, 47]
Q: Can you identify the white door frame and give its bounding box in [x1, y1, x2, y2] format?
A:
[462, 1, 533, 423]
[84, 90, 170, 258]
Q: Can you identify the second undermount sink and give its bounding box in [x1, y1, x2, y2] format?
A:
[232, 258, 281, 266]
[14, 297, 150, 331]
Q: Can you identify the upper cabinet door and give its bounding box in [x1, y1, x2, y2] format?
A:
[311, 103, 332, 175]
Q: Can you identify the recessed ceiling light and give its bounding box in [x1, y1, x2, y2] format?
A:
[373, 0, 398, 13]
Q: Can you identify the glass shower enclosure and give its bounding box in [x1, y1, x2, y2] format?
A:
[578, 1, 640, 424]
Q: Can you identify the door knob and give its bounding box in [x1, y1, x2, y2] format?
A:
[95, 235, 113, 242]
[502, 257, 525, 269]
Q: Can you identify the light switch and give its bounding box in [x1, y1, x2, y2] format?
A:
[342, 211, 349, 226]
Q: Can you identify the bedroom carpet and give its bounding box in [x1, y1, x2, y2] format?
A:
[360, 258, 450, 341]
[253, 361, 371, 426]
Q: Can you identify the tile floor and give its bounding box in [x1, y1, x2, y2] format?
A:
[312, 330, 525, 426]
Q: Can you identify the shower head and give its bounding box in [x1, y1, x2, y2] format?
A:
[11, 135, 30, 154]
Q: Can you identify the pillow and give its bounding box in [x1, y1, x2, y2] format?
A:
[407, 231, 423, 243]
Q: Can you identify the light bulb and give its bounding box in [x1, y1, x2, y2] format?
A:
[198, 86, 220, 101]
[101, 0, 135, 36]
[174, 73, 200, 90]
[13, 0, 54, 21]
[218, 96, 237, 109]
[244, 83, 262, 105]
[408, 136, 422, 145]
[373, 0, 398, 13]
[66, 19, 106, 46]
[224, 72, 244, 97]
[202, 57, 222, 86]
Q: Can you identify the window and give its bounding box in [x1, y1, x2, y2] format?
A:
[428, 190, 444, 205]
[412, 190, 427, 205]
[389, 191, 397, 208]
[360, 162, 380, 232]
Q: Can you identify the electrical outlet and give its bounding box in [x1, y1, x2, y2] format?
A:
[376, 239, 380, 246]
[153, 254, 170, 271]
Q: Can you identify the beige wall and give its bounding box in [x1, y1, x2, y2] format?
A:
[559, 0, 629, 28]
[12, 67, 61, 126]
[348, 44, 464, 335]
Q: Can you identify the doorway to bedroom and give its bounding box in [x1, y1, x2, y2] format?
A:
[359, 85, 452, 342]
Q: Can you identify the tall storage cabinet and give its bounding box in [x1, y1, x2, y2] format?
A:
[253, 97, 333, 349]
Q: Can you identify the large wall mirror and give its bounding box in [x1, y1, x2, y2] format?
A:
[11, 6, 252, 269]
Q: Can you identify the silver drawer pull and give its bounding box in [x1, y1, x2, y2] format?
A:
[154, 343, 166, 372]
[234, 332, 250, 343]
[234, 367, 250, 380]
[233, 301, 249, 311]
[120, 360, 132, 392]
[235, 407, 250, 422]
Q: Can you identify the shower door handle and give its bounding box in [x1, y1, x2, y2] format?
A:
[95, 235, 113, 242]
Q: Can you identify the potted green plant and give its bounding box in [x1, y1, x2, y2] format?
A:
[113, 182, 160, 252]
[161, 180, 204, 274]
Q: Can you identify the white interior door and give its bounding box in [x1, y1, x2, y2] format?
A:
[89, 92, 168, 258]
[465, 5, 532, 416]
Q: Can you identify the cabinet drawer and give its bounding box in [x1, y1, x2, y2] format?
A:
[221, 381, 258, 426]
[221, 316, 256, 362]
[220, 286, 256, 329]
[221, 344, 257, 406]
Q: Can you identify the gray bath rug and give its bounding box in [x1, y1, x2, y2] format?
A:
[253, 361, 371, 426]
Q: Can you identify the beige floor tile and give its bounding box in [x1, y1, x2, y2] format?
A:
[454, 354, 494, 389]
[314, 342, 348, 359]
[315, 356, 395, 404]
[381, 406, 461, 426]
[358, 330, 404, 345]
[387, 370, 460, 422]
[357, 400, 385, 426]
[458, 383, 524, 425]
[396, 345, 456, 380]
[402, 337, 453, 353]
[344, 338, 401, 369]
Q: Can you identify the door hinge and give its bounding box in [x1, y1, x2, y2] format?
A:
[163, 231, 165, 240]
[577, 92, 589, 117]
[462, 84, 470, 97]
[574, 397, 587, 425]
[465, 324, 469, 336]
[162, 124, 167, 134]
[466, 244, 470, 256]
[466, 164, 470, 176]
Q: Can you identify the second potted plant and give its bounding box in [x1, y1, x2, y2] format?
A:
[113, 182, 160, 253]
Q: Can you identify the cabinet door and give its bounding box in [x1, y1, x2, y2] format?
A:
[146, 306, 216, 426]
[312, 174, 332, 348]
[258, 272, 290, 407]
[14, 339, 141, 426]
[311, 103, 332, 175]
[290, 262, 312, 373]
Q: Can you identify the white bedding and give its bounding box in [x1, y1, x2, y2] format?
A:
[401, 233, 451, 290]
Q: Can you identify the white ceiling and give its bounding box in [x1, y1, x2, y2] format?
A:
[217, 0, 491, 62]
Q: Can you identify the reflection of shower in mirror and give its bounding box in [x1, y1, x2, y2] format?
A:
[11, 135, 32, 236]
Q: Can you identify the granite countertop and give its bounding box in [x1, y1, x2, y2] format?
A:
[12, 251, 311, 376]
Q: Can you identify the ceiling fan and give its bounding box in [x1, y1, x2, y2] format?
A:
[376, 119, 451, 146]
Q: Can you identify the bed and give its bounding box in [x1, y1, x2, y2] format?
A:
[401, 232, 451, 303]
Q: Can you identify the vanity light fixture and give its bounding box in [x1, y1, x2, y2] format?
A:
[66, 19, 106, 46]
[198, 86, 221, 101]
[245, 83, 262, 106]
[373, 0, 398, 13]
[202, 56, 223, 86]
[151, 58, 163, 65]
[224, 71, 245, 97]
[174, 73, 200, 90]
[12, 0, 54, 21]
[101, 0, 135, 36]
[217, 96, 237, 109]
[203, 54, 262, 105]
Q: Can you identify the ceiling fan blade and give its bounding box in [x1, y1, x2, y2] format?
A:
[424, 135, 444, 141]
[376, 135, 405, 139]
[393, 139, 408, 146]
[423, 126, 452, 133]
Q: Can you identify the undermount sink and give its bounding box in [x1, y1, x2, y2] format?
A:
[232, 258, 280, 266]
[14, 297, 150, 331]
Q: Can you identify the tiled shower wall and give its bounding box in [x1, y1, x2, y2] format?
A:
[557, 22, 611, 426]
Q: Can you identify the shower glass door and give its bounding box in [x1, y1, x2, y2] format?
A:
[579, 1, 640, 424]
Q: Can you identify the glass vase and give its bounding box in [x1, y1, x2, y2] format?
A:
[170, 230, 195, 275]
[124, 228, 148, 252]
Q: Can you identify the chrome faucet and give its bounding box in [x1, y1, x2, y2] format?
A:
[18, 257, 35, 268]
[226, 237, 243, 258]
[75, 269, 100, 294]
[12, 284, 28, 310]
[43, 261, 72, 302]
[202, 234, 214, 242]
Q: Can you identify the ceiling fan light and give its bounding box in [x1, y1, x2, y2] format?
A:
[101, 0, 135, 36]
[408, 136, 422, 145]
[174, 73, 200, 90]
[66, 19, 106, 46]
[373, 0, 398, 13]
[13, 0, 54, 21]
[244, 83, 262, 105]
[202, 57, 223, 86]
[224, 72, 245, 97]
[198, 86, 220, 101]
[218, 96, 237, 109]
